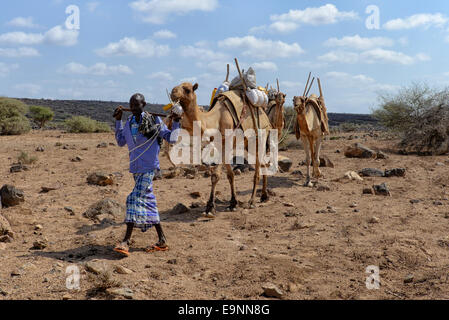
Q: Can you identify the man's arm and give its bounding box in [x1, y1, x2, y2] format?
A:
[113, 106, 127, 147]
[157, 117, 180, 145]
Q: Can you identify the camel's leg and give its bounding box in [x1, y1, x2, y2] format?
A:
[248, 162, 260, 208]
[224, 163, 238, 211]
[301, 136, 313, 187]
[313, 135, 323, 178]
[261, 171, 269, 202]
[205, 164, 222, 217]
[164, 141, 176, 168]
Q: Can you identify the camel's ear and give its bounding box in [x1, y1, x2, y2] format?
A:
[193, 83, 198, 92]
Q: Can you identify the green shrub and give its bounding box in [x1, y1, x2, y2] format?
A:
[0, 98, 31, 135]
[18, 151, 37, 164]
[64, 116, 111, 133]
[29, 105, 54, 128]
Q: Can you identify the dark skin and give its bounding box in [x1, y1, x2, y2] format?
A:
[113, 94, 181, 253]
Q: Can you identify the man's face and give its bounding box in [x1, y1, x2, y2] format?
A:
[130, 99, 145, 115]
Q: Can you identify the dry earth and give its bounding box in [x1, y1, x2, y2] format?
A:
[1, 130, 449, 300]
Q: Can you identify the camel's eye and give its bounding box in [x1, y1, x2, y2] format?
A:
[183, 87, 191, 94]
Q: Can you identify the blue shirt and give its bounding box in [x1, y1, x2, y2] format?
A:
[115, 112, 180, 173]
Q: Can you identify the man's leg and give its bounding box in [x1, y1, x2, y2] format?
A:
[154, 223, 167, 247]
[114, 223, 134, 255]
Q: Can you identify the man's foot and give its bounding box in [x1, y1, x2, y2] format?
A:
[145, 242, 168, 253]
[113, 241, 130, 257]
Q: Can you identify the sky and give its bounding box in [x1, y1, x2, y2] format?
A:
[1, 0, 449, 114]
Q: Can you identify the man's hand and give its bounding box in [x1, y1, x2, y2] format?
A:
[169, 113, 182, 122]
[113, 105, 124, 121]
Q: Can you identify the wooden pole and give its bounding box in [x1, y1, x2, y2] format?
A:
[303, 72, 311, 97]
[306, 77, 315, 97]
[318, 78, 323, 98]
[225, 64, 230, 82]
[277, 78, 280, 92]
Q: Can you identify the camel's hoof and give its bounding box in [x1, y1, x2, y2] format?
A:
[303, 181, 313, 188]
[226, 206, 237, 212]
[261, 194, 269, 203]
[202, 212, 216, 219]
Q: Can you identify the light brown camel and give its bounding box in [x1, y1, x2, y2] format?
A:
[171, 82, 270, 217]
[293, 92, 324, 187]
[266, 91, 286, 140]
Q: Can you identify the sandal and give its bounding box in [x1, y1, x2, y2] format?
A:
[145, 243, 169, 253]
[113, 243, 130, 257]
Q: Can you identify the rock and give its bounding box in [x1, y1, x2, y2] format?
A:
[35, 146, 45, 152]
[62, 294, 72, 300]
[291, 170, 303, 177]
[83, 198, 124, 222]
[87, 172, 114, 186]
[278, 156, 293, 172]
[410, 199, 420, 204]
[0, 185, 25, 207]
[163, 167, 183, 179]
[384, 168, 406, 177]
[114, 265, 133, 275]
[336, 171, 364, 182]
[97, 142, 108, 148]
[0, 215, 14, 240]
[433, 201, 443, 206]
[34, 224, 43, 231]
[368, 216, 380, 224]
[32, 238, 48, 250]
[363, 188, 374, 195]
[376, 151, 388, 159]
[262, 283, 284, 299]
[373, 183, 391, 196]
[316, 184, 331, 192]
[190, 192, 201, 199]
[84, 260, 110, 274]
[10, 163, 29, 173]
[359, 168, 385, 177]
[185, 174, 195, 180]
[190, 201, 206, 209]
[40, 183, 62, 193]
[64, 207, 75, 215]
[344, 143, 376, 159]
[172, 203, 189, 214]
[167, 259, 177, 265]
[71, 156, 83, 162]
[319, 156, 334, 168]
[106, 288, 134, 299]
[11, 269, 23, 277]
[404, 274, 414, 284]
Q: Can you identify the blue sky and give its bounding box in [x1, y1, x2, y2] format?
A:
[1, 0, 449, 113]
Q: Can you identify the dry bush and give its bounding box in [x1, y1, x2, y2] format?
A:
[18, 151, 37, 164]
[0, 98, 31, 135]
[64, 116, 111, 133]
[373, 83, 449, 155]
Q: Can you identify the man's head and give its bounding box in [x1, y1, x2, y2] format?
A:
[130, 93, 146, 115]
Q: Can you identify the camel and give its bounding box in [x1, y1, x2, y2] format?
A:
[293, 75, 328, 187]
[266, 91, 286, 140]
[170, 82, 271, 217]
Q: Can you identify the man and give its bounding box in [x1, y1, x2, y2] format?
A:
[113, 93, 181, 257]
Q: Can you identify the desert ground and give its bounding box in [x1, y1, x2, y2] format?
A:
[1, 129, 449, 300]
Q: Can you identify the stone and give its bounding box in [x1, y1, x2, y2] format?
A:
[97, 142, 108, 148]
[84, 260, 110, 274]
[384, 168, 406, 177]
[71, 156, 83, 162]
[291, 170, 303, 177]
[172, 203, 189, 214]
[10, 163, 29, 173]
[373, 183, 391, 196]
[368, 216, 380, 224]
[0, 215, 14, 240]
[163, 167, 183, 179]
[106, 287, 134, 299]
[87, 172, 114, 186]
[190, 201, 206, 209]
[34, 224, 43, 231]
[363, 188, 374, 195]
[339, 171, 364, 182]
[410, 199, 420, 204]
[64, 207, 75, 215]
[262, 283, 284, 299]
[167, 259, 177, 265]
[404, 274, 414, 284]
[83, 198, 124, 222]
[0, 185, 24, 207]
[40, 184, 62, 193]
[344, 143, 376, 159]
[316, 184, 331, 192]
[359, 168, 385, 177]
[278, 156, 293, 172]
[32, 238, 48, 250]
[319, 156, 334, 168]
[62, 294, 72, 300]
[35, 146, 45, 152]
[376, 151, 388, 159]
[190, 192, 201, 199]
[114, 265, 133, 275]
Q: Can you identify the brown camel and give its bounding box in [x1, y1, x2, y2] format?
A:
[171, 82, 271, 217]
[266, 91, 286, 140]
[293, 93, 325, 187]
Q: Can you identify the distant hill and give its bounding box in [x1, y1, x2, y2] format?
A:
[18, 98, 378, 127]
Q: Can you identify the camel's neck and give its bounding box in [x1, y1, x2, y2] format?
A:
[181, 97, 218, 134]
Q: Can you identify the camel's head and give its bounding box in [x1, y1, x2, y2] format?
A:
[275, 92, 286, 107]
[170, 82, 199, 108]
[293, 96, 307, 114]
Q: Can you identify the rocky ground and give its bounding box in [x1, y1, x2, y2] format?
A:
[1, 130, 449, 300]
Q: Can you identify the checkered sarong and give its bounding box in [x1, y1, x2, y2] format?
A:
[125, 171, 159, 232]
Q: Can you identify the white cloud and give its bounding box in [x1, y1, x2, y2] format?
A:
[147, 71, 173, 81]
[218, 36, 304, 59]
[384, 13, 448, 30]
[251, 4, 358, 34]
[96, 37, 170, 57]
[280, 81, 303, 89]
[87, 2, 100, 12]
[180, 45, 229, 61]
[14, 83, 42, 95]
[324, 35, 394, 50]
[0, 25, 79, 46]
[252, 61, 278, 71]
[326, 71, 399, 93]
[0, 32, 44, 45]
[61, 62, 133, 76]
[153, 29, 177, 39]
[129, 0, 218, 24]
[7, 17, 39, 28]
[294, 60, 328, 69]
[0, 47, 40, 57]
[0, 62, 19, 77]
[319, 49, 430, 65]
